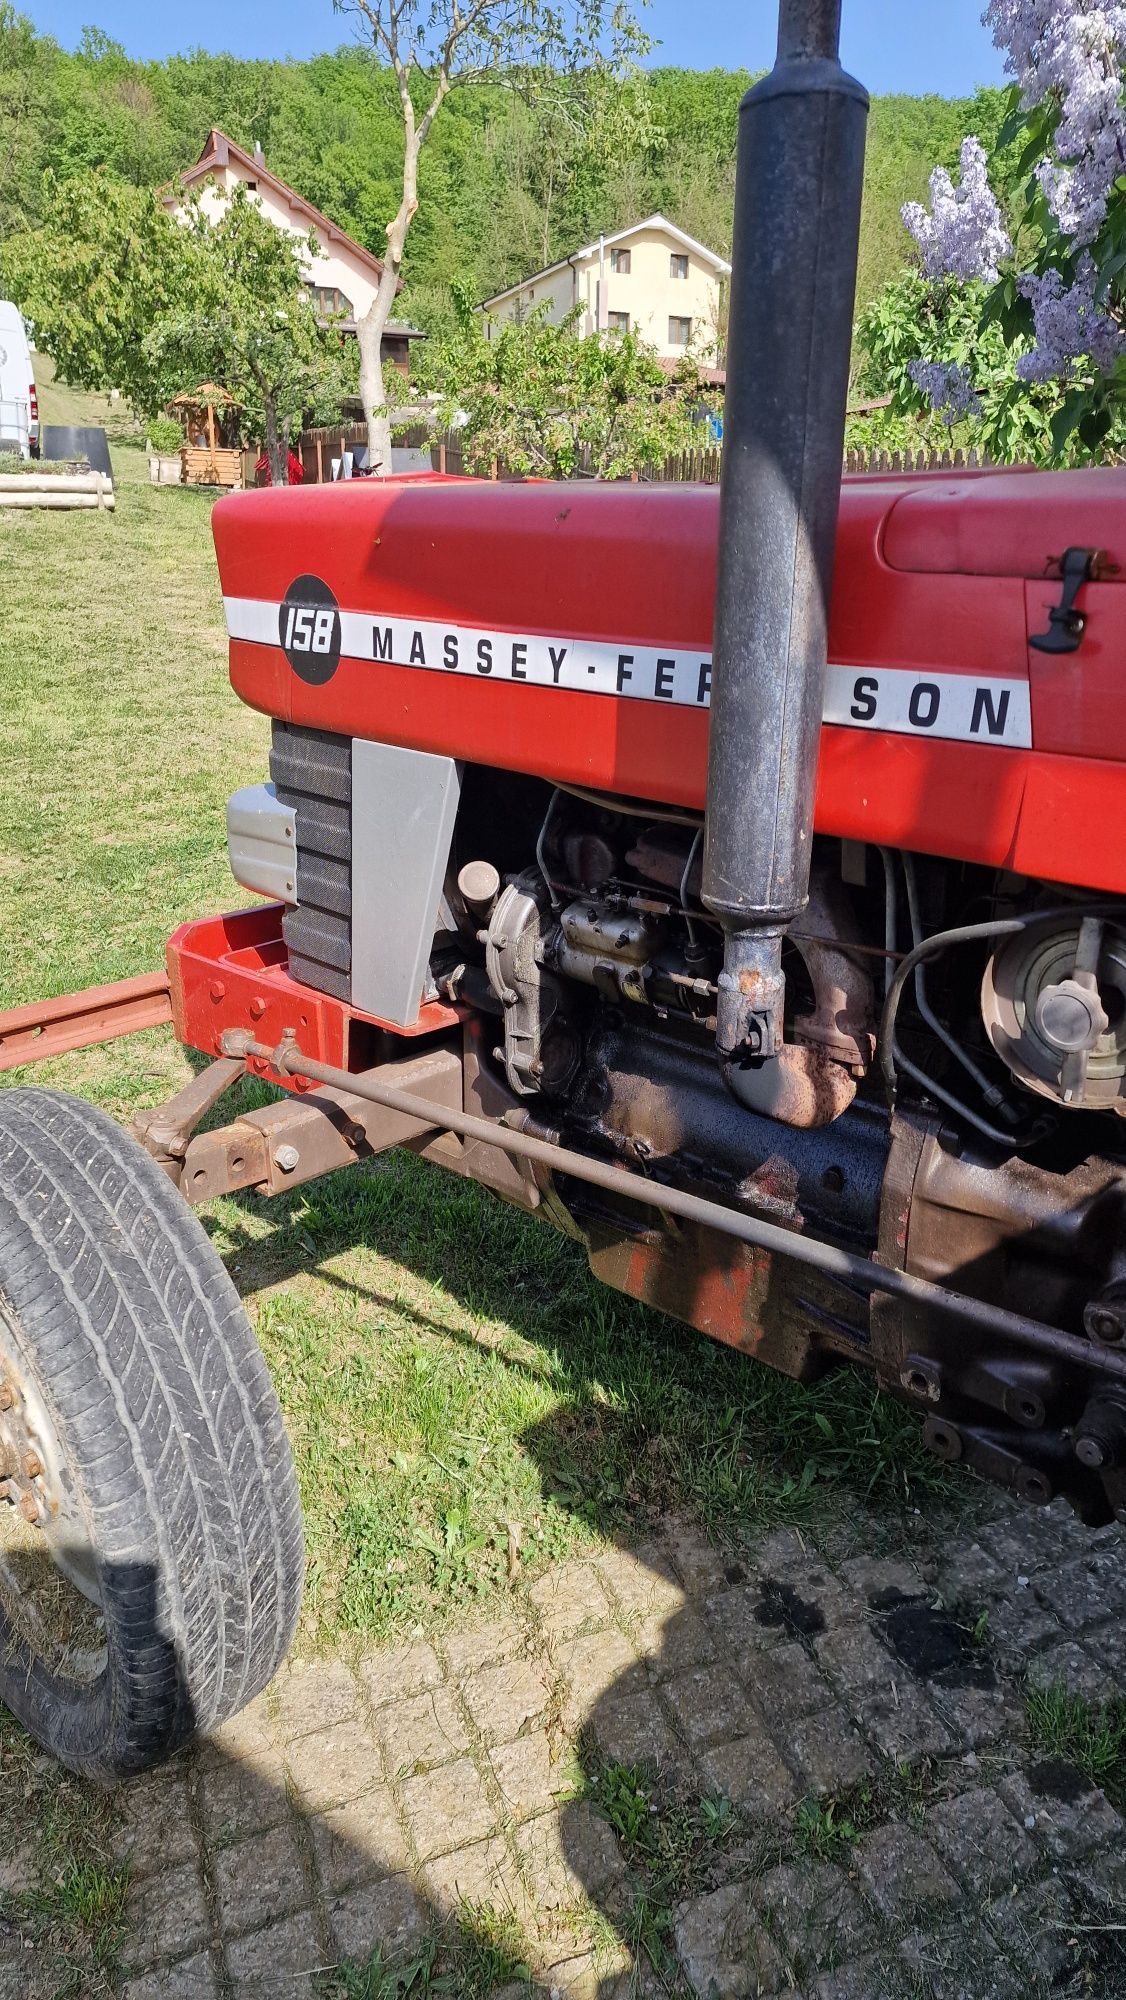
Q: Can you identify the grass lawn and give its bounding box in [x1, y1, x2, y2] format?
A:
[1, 365, 955, 1663]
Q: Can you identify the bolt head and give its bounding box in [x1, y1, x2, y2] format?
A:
[23, 1450, 43, 1480]
[0, 1381, 14, 1411]
[19, 1493, 41, 1525]
[209, 981, 226, 1004]
[1085, 1303, 1126, 1346]
[274, 1144, 300, 1174]
[249, 996, 267, 1021]
[1075, 1433, 1108, 1469]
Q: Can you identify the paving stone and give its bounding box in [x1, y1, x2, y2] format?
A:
[518, 1801, 625, 1911]
[704, 1583, 790, 1658]
[358, 1639, 443, 1709]
[592, 1686, 694, 1783]
[375, 1685, 470, 1773]
[674, 1879, 788, 1997]
[855, 1681, 954, 1763]
[285, 1716, 385, 1812]
[784, 1704, 877, 1794]
[198, 1692, 275, 1770]
[699, 1720, 801, 1816]
[930, 1540, 1007, 1603]
[837, 1556, 929, 1606]
[528, 1562, 612, 1640]
[1076, 1844, 1126, 1916]
[490, 1730, 568, 1820]
[927, 1677, 1022, 1752]
[122, 1861, 212, 1973]
[662, 1661, 758, 1748]
[853, 1823, 961, 1924]
[214, 1821, 311, 1938]
[741, 1638, 833, 1724]
[308, 1787, 410, 1893]
[423, 1832, 524, 1912]
[120, 1953, 222, 2000]
[327, 1873, 428, 1963]
[1032, 1550, 1126, 1630]
[226, 1907, 322, 1996]
[272, 1658, 359, 1743]
[400, 1754, 495, 1861]
[460, 1656, 552, 1745]
[113, 1764, 198, 1880]
[629, 1604, 717, 1675]
[595, 1542, 685, 1622]
[757, 1858, 873, 1966]
[658, 1517, 731, 1596]
[751, 1560, 855, 1643]
[986, 1875, 1080, 1985]
[975, 1589, 1059, 1672]
[1026, 1636, 1117, 1701]
[923, 1786, 1037, 1899]
[198, 1743, 290, 1847]
[814, 1623, 901, 1699]
[997, 1760, 1123, 1863]
[812, 1954, 915, 2000]
[899, 1927, 1026, 2000]
[441, 1611, 528, 1678]
[537, 1951, 610, 1999]
[979, 1510, 1070, 1575]
[557, 1625, 643, 1721]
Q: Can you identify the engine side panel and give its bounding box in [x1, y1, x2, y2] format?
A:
[213, 472, 1126, 894]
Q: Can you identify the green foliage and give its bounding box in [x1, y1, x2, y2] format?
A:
[145, 415, 182, 454]
[856, 266, 1069, 463]
[418, 300, 720, 478]
[1, 172, 188, 416]
[794, 1794, 859, 1863]
[1026, 1680, 1126, 1808]
[144, 185, 355, 466]
[0, 9, 1003, 330]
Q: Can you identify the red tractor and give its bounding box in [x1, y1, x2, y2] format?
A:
[3, 0, 1125, 1781]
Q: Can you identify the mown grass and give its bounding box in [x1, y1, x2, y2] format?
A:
[1026, 1680, 1126, 1809]
[1, 366, 956, 1664]
[0, 1706, 129, 1998]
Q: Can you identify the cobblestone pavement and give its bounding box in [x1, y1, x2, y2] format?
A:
[32, 1497, 1126, 1997]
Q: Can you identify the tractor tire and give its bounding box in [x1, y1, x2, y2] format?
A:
[0, 1086, 303, 1782]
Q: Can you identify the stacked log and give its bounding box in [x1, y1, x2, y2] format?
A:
[0, 471, 115, 510]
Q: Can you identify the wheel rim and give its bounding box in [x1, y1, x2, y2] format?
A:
[0, 1299, 106, 1684]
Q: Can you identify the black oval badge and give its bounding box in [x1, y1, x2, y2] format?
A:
[279, 575, 342, 685]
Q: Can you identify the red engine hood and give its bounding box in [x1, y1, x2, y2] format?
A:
[212, 469, 1126, 895]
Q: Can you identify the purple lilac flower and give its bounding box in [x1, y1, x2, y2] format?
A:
[1015, 252, 1126, 375]
[902, 137, 1013, 282]
[907, 359, 984, 424]
[985, 1, 1126, 243]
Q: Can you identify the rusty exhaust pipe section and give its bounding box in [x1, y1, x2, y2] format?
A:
[702, 0, 868, 1117]
[222, 1027, 1126, 1383]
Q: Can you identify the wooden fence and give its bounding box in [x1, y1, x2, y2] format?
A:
[291, 426, 995, 486]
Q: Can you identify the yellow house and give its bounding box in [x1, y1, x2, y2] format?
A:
[163, 131, 424, 376]
[480, 215, 730, 363]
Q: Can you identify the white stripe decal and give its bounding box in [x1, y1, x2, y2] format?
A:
[223, 596, 1033, 749]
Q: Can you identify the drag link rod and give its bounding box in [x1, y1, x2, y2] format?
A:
[224, 1029, 1126, 1384]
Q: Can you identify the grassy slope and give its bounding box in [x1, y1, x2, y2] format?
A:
[1, 369, 952, 1655]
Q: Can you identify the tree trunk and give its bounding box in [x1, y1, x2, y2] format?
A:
[357, 298, 394, 476]
[263, 394, 285, 486]
[360, 78, 446, 475]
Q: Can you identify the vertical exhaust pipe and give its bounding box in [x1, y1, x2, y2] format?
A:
[702, 0, 867, 1107]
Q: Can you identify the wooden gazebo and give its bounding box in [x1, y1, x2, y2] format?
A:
[169, 385, 244, 489]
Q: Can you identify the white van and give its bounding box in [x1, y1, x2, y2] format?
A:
[0, 301, 39, 458]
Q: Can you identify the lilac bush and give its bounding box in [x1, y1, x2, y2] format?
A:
[902, 138, 1012, 282]
[887, 1, 1126, 456]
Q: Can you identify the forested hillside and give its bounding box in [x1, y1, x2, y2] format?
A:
[0, 7, 1004, 329]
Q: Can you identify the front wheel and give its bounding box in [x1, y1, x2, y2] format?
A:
[0, 1087, 303, 1781]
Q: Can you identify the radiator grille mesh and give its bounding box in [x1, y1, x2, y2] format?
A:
[270, 722, 351, 1000]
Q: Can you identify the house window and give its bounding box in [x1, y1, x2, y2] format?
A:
[668, 315, 692, 346]
[607, 310, 630, 333]
[609, 247, 631, 274]
[670, 253, 688, 280]
[313, 285, 353, 317]
[245, 178, 258, 191]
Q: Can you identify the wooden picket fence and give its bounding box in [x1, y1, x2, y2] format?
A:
[292, 425, 995, 486]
